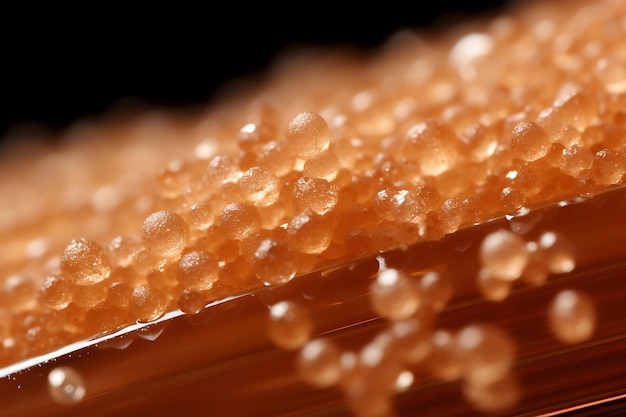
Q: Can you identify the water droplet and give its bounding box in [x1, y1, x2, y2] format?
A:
[462, 372, 521, 414]
[98, 333, 135, 350]
[178, 289, 206, 315]
[267, 301, 313, 350]
[479, 229, 528, 281]
[297, 338, 342, 388]
[388, 318, 432, 364]
[548, 289, 596, 344]
[477, 268, 512, 302]
[424, 329, 462, 381]
[252, 238, 298, 286]
[130, 285, 168, 323]
[369, 268, 420, 321]
[457, 324, 515, 386]
[48, 367, 86, 405]
[136, 323, 166, 342]
[394, 370, 414, 392]
[415, 270, 453, 312]
[538, 231, 575, 274]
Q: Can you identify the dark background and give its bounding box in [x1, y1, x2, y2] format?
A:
[0, 1, 511, 143]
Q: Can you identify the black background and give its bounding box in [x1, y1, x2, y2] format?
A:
[0, 1, 510, 143]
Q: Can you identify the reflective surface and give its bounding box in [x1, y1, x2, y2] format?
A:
[2, 185, 626, 416]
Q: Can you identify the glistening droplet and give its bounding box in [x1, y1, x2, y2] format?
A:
[48, 367, 86, 405]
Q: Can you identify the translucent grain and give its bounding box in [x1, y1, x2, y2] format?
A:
[176, 250, 219, 291]
[61, 239, 111, 286]
[38, 275, 72, 310]
[178, 289, 206, 315]
[216, 202, 262, 241]
[141, 211, 188, 259]
[252, 238, 298, 286]
[292, 176, 339, 216]
[508, 121, 551, 162]
[404, 120, 460, 176]
[286, 212, 333, 254]
[130, 285, 168, 322]
[239, 166, 280, 207]
[287, 112, 331, 159]
[302, 150, 340, 181]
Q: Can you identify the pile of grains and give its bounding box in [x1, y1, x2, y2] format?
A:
[0, 0, 622, 414]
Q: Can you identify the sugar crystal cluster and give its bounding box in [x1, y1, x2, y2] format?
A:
[0, 3, 622, 415]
